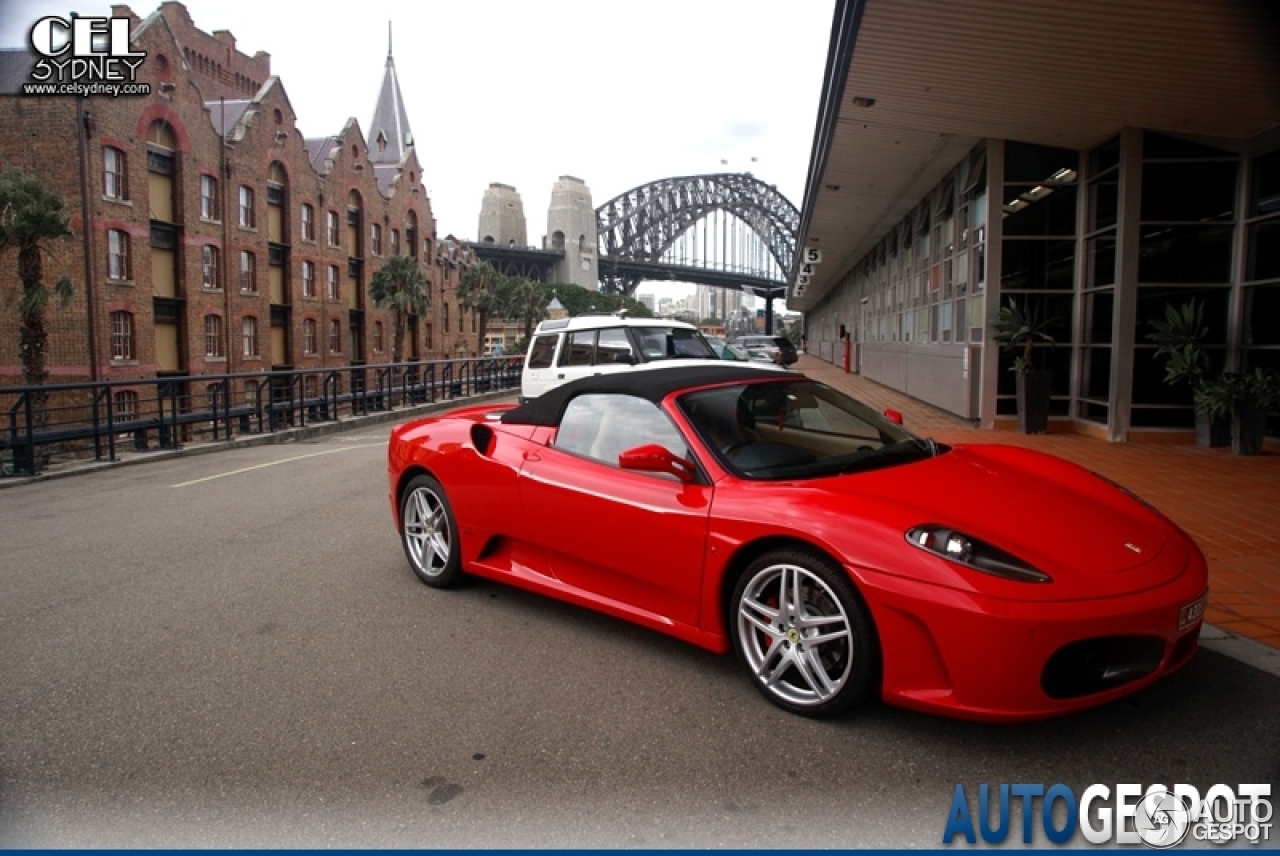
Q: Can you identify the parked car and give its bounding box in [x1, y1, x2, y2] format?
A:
[388, 364, 1207, 721]
[705, 336, 774, 364]
[521, 314, 721, 400]
[732, 334, 798, 366]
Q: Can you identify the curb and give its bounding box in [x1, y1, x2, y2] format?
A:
[1198, 623, 1280, 678]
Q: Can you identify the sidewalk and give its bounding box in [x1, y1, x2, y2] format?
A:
[797, 355, 1280, 653]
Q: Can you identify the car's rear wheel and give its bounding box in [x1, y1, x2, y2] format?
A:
[399, 474, 463, 588]
[731, 548, 879, 718]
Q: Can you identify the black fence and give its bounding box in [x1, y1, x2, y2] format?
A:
[1, 356, 523, 477]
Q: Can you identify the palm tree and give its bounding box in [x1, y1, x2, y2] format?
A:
[504, 275, 550, 341]
[0, 167, 75, 391]
[456, 261, 501, 355]
[369, 254, 429, 364]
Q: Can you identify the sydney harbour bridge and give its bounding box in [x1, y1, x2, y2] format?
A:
[470, 173, 800, 322]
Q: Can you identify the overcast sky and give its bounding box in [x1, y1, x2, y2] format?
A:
[2, 0, 834, 298]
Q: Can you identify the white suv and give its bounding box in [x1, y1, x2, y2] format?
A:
[521, 314, 722, 400]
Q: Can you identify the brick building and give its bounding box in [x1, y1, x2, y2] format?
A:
[0, 2, 484, 410]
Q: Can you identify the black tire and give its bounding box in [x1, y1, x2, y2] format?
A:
[398, 474, 464, 588]
[730, 547, 879, 718]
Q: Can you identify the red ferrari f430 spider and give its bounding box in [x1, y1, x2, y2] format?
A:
[387, 365, 1207, 721]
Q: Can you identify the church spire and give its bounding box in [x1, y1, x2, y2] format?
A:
[368, 21, 414, 166]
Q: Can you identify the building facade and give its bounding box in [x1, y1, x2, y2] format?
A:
[792, 0, 1280, 442]
[0, 2, 485, 408]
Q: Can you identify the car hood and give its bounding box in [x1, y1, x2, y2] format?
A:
[803, 444, 1194, 599]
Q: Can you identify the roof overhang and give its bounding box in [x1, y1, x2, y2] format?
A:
[791, 0, 1280, 311]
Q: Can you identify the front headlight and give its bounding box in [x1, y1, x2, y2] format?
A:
[905, 524, 1052, 583]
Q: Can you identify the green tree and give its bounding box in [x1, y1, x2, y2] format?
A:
[0, 167, 75, 391]
[456, 261, 502, 354]
[504, 275, 551, 340]
[547, 281, 651, 318]
[369, 254, 429, 363]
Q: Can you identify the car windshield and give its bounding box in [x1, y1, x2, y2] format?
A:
[633, 327, 718, 361]
[677, 379, 940, 479]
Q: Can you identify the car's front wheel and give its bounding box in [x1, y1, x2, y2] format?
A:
[399, 474, 463, 588]
[731, 548, 879, 718]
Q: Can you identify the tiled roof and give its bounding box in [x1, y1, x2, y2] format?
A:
[304, 136, 340, 173]
[204, 99, 251, 137]
[367, 46, 414, 167]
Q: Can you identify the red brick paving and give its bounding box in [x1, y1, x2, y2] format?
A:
[797, 355, 1280, 649]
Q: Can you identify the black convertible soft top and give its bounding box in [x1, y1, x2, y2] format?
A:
[502, 364, 800, 427]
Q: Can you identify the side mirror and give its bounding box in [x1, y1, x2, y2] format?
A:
[617, 444, 696, 483]
[884, 408, 904, 426]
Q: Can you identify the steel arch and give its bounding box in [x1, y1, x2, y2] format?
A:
[596, 173, 799, 295]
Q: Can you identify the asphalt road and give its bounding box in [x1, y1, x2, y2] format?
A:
[1, 424, 1277, 847]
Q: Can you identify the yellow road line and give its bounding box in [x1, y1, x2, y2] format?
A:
[171, 443, 383, 487]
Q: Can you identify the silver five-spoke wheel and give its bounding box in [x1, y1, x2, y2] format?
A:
[731, 548, 878, 717]
[399, 475, 463, 587]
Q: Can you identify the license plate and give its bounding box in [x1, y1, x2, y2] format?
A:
[1178, 592, 1207, 631]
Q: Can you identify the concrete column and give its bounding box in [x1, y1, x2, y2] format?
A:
[1108, 127, 1143, 442]
[978, 139, 1004, 430]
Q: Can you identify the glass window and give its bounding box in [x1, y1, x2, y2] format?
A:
[304, 318, 317, 354]
[239, 250, 256, 292]
[554, 393, 687, 469]
[1249, 220, 1280, 283]
[1000, 240, 1076, 291]
[201, 245, 219, 289]
[302, 260, 315, 297]
[1244, 285, 1280, 347]
[204, 314, 223, 358]
[1137, 225, 1233, 284]
[113, 390, 137, 422]
[596, 328, 634, 365]
[200, 175, 218, 220]
[301, 204, 314, 241]
[1141, 162, 1237, 222]
[328, 319, 342, 353]
[326, 210, 340, 246]
[242, 316, 258, 357]
[559, 330, 595, 367]
[1252, 151, 1280, 217]
[103, 147, 126, 199]
[106, 229, 130, 280]
[326, 265, 338, 301]
[110, 310, 134, 360]
[238, 186, 255, 228]
[527, 335, 557, 369]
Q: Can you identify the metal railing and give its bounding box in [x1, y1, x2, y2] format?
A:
[2, 356, 523, 477]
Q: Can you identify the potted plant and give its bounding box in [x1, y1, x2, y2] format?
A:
[1195, 368, 1280, 456]
[992, 298, 1057, 434]
[1146, 299, 1229, 446]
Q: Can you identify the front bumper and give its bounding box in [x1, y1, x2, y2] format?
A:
[857, 549, 1208, 722]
